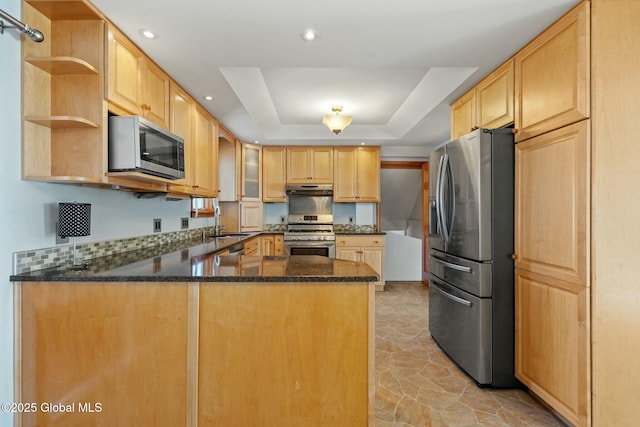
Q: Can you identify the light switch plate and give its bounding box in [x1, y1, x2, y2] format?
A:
[181, 217, 189, 229]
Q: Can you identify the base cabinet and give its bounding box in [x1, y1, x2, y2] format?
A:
[515, 269, 590, 426]
[336, 235, 385, 291]
[17, 280, 374, 426]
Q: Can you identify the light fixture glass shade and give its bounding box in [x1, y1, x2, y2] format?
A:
[322, 106, 352, 135]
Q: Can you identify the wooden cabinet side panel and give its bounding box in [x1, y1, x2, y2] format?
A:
[193, 106, 213, 194]
[515, 121, 589, 286]
[198, 283, 369, 426]
[18, 282, 189, 426]
[515, 270, 590, 426]
[591, 0, 640, 424]
[514, 2, 590, 141]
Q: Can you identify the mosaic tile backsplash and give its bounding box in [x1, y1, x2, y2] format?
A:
[13, 224, 379, 274]
[13, 227, 214, 274]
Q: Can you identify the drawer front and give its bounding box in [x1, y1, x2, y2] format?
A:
[336, 235, 384, 248]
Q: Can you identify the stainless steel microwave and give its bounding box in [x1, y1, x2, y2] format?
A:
[108, 116, 185, 180]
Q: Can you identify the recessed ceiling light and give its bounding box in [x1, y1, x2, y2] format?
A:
[139, 29, 157, 39]
[203, 96, 213, 101]
[360, 142, 366, 146]
[254, 140, 260, 144]
[301, 29, 318, 41]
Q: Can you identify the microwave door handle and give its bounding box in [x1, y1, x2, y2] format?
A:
[431, 279, 472, 307]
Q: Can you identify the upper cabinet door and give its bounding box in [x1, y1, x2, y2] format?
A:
[107, 25, 142, 115]
[451, 89, 477, 140]
[477, 59, 514, 129]
[309, 147, 333, 183]
[355, 147, 380, 202]
[241, 143, 262, 200]
[169, 82, 194, 187]
[140, 57, 170, 129]
[286, 147, 333, 183]
[514, 2, 590, 142]
[262, 146, 286, 202]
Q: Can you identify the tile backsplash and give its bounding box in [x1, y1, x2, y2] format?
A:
[13, 227, 213, 274]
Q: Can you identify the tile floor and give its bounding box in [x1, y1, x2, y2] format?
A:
[375, 281, 566, 427]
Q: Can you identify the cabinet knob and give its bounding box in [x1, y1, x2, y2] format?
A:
[511, 254, 518, 260]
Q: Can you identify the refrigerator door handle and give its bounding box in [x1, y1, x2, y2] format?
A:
[432, 254, 472, 273]
[435, 154, 446, 242]
[438, 154, 450, 243]
[444, 154, 455, 245]
[431, 280, 473, 307]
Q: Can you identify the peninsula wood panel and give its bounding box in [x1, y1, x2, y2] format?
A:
[198, 282, 372, 427]
[515, 269, 590, 426]
[590, 0, 640, 424]
[514, 120, 589, 286]
[514, 1, 590, 142]
[18, 281, 189, 427]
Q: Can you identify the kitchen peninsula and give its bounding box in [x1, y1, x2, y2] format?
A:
[11, 239, 378, 427]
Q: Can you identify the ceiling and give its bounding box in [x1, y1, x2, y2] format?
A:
[92, 0, 579, 152]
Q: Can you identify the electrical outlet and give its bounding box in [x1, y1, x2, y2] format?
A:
[348, 216, 354, 224]
[181, 217, 189, 229]
[153, 218, 162, 233]
[280, 215, 286, 223]
[55, 221, 69, 244]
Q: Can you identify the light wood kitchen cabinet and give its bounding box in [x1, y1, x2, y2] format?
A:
[336, 235, 385, 291]
[168, 81, 194, 189]
[262, 146, 287, 202]
[450, 59, 514, 140]
[450, 89, 477, 139]
[286, 147, 333, 183]
[240, 143, 262, 200]
[476, 59, 514, 129]
[243, 237, 260, 256]
[21, 0, 106, 184]
[260, 234, 284, 256]
[514, 1, 590, 142]
[515, 269, 590, 426]
[333, 147, 380, 202]
[191, 105, 219, 197]
[217, 129, 240, 201]
[107, 24, 141, 116]
[18, 281, 190, 426]
[514, 121, 589, 286]
[239, 201, 263, 232]
[107, 24, 170, 128]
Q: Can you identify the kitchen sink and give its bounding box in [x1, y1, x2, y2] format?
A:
[216, 233, 249, 238]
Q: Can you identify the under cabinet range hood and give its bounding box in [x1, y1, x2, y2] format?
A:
[285, 184, 333, 196]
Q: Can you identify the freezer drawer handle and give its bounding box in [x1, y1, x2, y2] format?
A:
[432, 281, 473, 307]
[432, 255, 472, 273]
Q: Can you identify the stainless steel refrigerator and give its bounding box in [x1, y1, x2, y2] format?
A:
[428, 128, 520, 387]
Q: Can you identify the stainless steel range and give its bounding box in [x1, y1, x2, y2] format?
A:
[284, 184, 336, 258]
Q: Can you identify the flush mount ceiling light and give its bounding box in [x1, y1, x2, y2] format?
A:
[322, 106, 352, 135]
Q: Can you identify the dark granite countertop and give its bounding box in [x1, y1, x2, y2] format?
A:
[10, 232, 379, 283]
